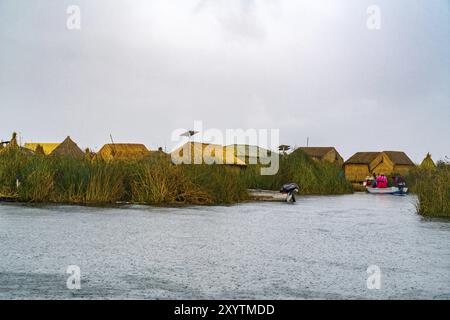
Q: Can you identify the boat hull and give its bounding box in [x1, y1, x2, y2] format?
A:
[366, 187, 408, 195]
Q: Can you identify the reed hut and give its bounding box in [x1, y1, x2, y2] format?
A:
[344, 151, 415, 182]
[24, 136, 84, 159]
[51, 137, 85, 159]
[295, 147, 343, 164]
[94, 143, 149, 161]
[343, 152, 380, 182]
[420, 153, 436, 169]
[381, 151, 415, 176]
[171, 142, 246, 167]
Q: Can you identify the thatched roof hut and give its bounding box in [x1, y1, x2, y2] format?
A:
[383, 151, 415, 166]
[94, 143, 149, 161]
[344, 151, 415, 182]
[343, 152, 379, 182]
[381, 151, 415, 176]
[51, 137, 85, 159]
[171, 142, 246, 166]
[420, 153, 436, 169]
[295, 147, 343, 164]
[345, 152, 380, 165]
[24, 136, 84, 159]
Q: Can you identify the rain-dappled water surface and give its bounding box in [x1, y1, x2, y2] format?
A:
[0, 193, 449, 299]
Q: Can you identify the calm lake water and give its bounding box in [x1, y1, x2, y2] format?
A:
[0, 193, 449, 299]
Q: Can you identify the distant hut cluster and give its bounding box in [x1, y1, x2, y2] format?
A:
[0, 133, 169, 162]
[343, 151, 415, 183]
[1, 132, 435, 184]
[279, 145, 419, 184]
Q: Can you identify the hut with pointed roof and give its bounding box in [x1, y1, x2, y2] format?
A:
[295, 147, 343, 164]
[420, 153, 436, 170]
[94, 143, 149, 161]
[344, 151, 415, 182]
[171, 142, 246, 167]
[51, 137, 85, 159]
[24, 136, 85, 160]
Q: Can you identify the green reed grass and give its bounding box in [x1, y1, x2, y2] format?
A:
[241, 150, 352, 195]
[408, 162, 450, 218]
[130, 160, 212, 205]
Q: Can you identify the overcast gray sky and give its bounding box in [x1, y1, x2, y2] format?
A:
[0, 0, 449, 162]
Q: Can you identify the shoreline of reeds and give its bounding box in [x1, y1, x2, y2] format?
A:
[0, 148, 353, 206]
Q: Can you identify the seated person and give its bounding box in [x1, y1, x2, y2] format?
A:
[392, 175, 406, 187]
[376, 174, 388, 188]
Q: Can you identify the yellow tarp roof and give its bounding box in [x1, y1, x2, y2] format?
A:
[24, 143, 60, 155]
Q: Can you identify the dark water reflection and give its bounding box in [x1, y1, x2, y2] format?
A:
[0, 193, 449, 299]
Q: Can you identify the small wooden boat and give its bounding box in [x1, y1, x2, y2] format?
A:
[248, 189, 287, 201]
[248, 185, 300, 202]
[366, 186, 408, 195]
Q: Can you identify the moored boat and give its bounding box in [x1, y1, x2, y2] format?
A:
[366, 186, 408, 195]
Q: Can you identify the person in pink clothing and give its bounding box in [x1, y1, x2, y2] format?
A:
[376, 175, 382, 188]
[380, 174, 387, 188]
[376, 174, 388, 188]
